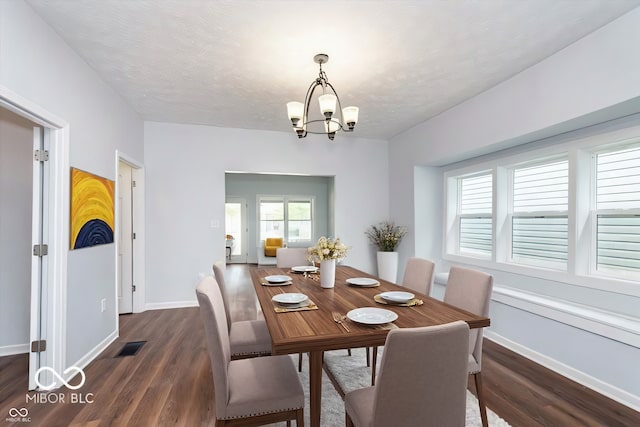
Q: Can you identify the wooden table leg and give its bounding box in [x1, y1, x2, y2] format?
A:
[309, 350, 323, 427]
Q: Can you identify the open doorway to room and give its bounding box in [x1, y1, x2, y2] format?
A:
[0, 107, 42, 388]
[224, 172, 335, 264]
[1, 86, 69, 392]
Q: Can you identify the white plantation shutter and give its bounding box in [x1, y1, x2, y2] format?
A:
[596, 146, 640, 275]
[511, 159, 568, 268]
[458, 174, 492, 256]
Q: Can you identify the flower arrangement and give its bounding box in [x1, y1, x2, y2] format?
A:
[307, 236, 349, 262]
[365, 221, 407, 252]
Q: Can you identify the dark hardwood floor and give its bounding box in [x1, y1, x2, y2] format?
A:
[0, 264, 638, 426]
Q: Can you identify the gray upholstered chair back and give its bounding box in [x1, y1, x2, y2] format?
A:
[401, 257, 436, 296]
[276, 247, 309, 268]
[212, 261, 232, 331]
[196, 276, 231, 418]
[444, 266, 493, 371]
[372, 321, 470, 427]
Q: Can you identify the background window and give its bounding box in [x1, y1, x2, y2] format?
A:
[259, 197, 314, 243]
[287, 201, 312, 242]
[458, 173, 493, 257]
[511, 159, 568, 268]
[259, 201, 284, 240]
[595, 145, 640, 277]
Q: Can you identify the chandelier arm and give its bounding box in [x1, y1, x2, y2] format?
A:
[325, 82, 345, 130]
[299, 79, 320, 138]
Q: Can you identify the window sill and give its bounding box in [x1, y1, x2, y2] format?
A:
[434, 273, 640, 348]
[442, 253, 640, 297]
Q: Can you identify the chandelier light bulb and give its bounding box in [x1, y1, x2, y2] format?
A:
[287, 101, 304, 127]
[342, 106, 359, 130]
[318, 94, 337, 119]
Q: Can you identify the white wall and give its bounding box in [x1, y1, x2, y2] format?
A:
[0, 1, 144, 366]
[0, 108, 35, 354]
[144, 122, 388, 306]
[388, 8, 640, 408]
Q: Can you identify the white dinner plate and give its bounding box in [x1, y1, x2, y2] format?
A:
[265, 275, 293, 284]
[291, 266, 319, 273]
[346, 277, 380, 287]
[272, 293, 308, 305]
[347, 307, 398, 325]
[379, 291, 415, 303]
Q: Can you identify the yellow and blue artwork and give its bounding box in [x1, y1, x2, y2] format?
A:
[70, 168, 115, 250]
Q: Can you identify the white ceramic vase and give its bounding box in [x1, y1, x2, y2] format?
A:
[377, 251, 398, 283]
[320, 259, 336, 288]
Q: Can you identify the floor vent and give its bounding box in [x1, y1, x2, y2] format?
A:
[115, 341, 146, 357]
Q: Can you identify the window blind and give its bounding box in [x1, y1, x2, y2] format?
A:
[459, 174, 492, 256]
[512, 160, 568, 267]
[596, 146, 640, 274]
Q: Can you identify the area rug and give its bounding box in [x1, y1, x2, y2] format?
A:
[268, 350, 511, 426]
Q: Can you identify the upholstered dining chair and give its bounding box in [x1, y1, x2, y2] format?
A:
[444, 266, 494, 427]
[276, 247, 309, 268]
[369, 257, 436, 385]
[196, 276, 305, 427]
[345, 321, 470, 427]
[212, 261, 272, 359]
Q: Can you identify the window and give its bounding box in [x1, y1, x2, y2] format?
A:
[259, 200, 284, 240]
[287, 200, 312, 242]
[595, 145, 640, 278]
[259, 197, 314, 243]
[511, 159, 568, 269]
[458, 173, 493, 257]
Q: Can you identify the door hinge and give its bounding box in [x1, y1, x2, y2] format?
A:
[132, 180, 137, 188]
[33, 244, 48, 257]
[132, 232, 136, 240]
[34, 149, 49, 162]
[31, 340, 47, 353]
[132, 284, 137, 292]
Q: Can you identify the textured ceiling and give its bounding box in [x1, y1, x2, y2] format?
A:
[26, 0, 640, 140]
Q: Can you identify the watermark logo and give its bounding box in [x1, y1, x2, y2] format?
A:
[6, 407, 30, 423]
[34, 366, 85, 390]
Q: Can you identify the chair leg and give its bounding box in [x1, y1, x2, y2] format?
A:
[371, 346, 378, 386]
[346, 412, 355, 427]
[296, 408, 304, 426]
[298, 352, 303, 372]
[286, 421, 291, 427]
[365, 347, 370, 367]
[474, 372, 489, 427]
[347, 348, 352, 356]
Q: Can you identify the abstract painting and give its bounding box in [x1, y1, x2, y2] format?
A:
[70, 168, 115, 249]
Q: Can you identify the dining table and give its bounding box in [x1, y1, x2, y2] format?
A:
[250, 265, 491, 427]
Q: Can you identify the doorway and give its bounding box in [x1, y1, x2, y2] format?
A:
[117, 161, 133, 313]
[115, 152, 145, 314]
[0, 107, 45, 390]
[1, 85, 70, 391]
[225, 197, 247, 263]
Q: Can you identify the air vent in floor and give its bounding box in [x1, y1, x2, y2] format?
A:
[115, 341, 146, 357]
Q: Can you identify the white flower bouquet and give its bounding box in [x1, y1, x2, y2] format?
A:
[307, 236, 349, 262]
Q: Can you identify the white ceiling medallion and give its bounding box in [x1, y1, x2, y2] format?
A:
[286, 54, 359, 141]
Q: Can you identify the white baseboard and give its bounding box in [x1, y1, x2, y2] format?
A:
[67, 330, 118, 376]
[145, 300, 198, 311]
[485, 330, 640, 412]
[0, 343, 29, 357]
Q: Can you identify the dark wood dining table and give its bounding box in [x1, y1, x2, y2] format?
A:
[250, 265, 491, 427]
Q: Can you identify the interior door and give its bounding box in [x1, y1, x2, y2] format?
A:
[117, 161, 133, 313]
[29, 126, 47, 390]
[225, 198, 247, 263]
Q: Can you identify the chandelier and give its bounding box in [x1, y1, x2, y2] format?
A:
[286, 54, 359, 141]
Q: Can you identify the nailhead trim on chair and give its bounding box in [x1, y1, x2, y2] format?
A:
[222, 406, 304, 420]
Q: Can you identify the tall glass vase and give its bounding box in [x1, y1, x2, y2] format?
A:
[320, 259, 336, 288]
[377, 251, 398, 283]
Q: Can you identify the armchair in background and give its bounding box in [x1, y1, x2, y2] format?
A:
[264, 237, 284, 257]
